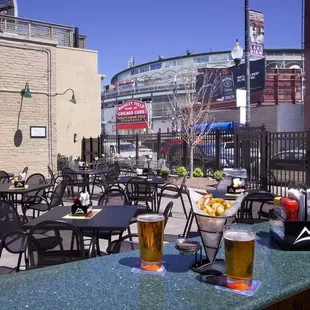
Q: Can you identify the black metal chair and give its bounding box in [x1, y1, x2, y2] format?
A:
[27, 220, 90, 269]
[142, 168, 157, 177]
[0, 171, 10, 200]
[22, 180, 67, 220]
[62, 167, 87, 197]
[22, 167, 28, 175]
[237, 189, 276, 223]
[157, 174, 189, 218]
[106, 234, 139, 255]
[47, 165, 60, 189]
[0, 171, 10, 184]
[96, 162, 109, 172]
[105, 162, 121, 187]
[98, 187, 129, 207]
[161, 201, 174, 228]
[0, 200, 27, 273]
[91, 172, 114, 196]
[125, 177, 157, 212]
[83, 188, 130, 255]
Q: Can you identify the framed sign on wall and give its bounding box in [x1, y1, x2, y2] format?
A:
[30, 126, 46, 138]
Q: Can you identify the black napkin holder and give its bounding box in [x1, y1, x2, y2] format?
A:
[14, 180, 25, 188]
[227, 177, 246, 194]
[71, 202, 92, 216]
[269, 210, 310, 251]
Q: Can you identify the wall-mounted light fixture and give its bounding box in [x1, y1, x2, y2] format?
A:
[20, 83, 77, 104]
[21, 82, 32, 98]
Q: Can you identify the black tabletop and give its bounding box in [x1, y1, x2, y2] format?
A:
[207, 189, 239, 200]
[118, 176, 166, 185]
[23, 205, 137, 231]
[73, 169, 103, 175]
[0, 183, 50, 194]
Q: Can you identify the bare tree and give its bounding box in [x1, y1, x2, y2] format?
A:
[164, 64, 221, 177]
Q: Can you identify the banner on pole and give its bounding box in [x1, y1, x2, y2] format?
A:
[249, 10, 264, 57]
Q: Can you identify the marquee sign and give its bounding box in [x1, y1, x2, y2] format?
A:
[116, 100, 149, 130]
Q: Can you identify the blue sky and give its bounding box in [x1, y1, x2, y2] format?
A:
[19, 0, 302, 83]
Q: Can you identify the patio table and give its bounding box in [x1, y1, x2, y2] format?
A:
[23, 204, 137, 255]
[1, 222, 310, 309]
[0, 183, 51, 208]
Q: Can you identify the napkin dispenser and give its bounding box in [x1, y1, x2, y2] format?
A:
[14, 172, 26, 188]
[14, 180, 25, 188]
[71, 192, 92, 215]
[227, 177, 246, 194]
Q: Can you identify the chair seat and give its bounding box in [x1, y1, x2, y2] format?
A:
[3, 234, 27, 254]
[26, 203, 50, 212]
[4, 233, 61, 254]
[0, 266, 15, 275]
[34, 250, 84, 267]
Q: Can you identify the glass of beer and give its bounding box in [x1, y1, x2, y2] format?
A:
[137, 214, 165, 271]
[224, 224, 256, 290]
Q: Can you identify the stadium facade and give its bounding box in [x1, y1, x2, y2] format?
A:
[102, 48, 303, 134]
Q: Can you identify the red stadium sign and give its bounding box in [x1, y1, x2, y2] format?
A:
[116, 100, 149, 130]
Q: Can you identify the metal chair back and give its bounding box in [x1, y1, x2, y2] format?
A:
[27, 220, 86, 269]
[98, 188, 129, 206]
[0, 171, 10, 184]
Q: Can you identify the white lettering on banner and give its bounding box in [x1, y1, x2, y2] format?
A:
[118, 100, 146, 112]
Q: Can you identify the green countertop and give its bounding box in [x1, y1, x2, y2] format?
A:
[0, 223, 310, 310]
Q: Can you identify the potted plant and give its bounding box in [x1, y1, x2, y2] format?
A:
[193, 168, 204, 178]
[176, 166, 187, 177]
[213, 170, 223, 181]
[160, 169, 169, 179]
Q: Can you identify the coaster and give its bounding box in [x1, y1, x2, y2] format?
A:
[214, 279, 261, 296]
[131, 265, 167, 276]
[62, 209, 101, 220]
[9, 185, 29, 190]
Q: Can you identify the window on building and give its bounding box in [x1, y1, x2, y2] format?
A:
[131, 69, 139, 75]
[151, 63, 162, 70]
[140, 66, 150, 73]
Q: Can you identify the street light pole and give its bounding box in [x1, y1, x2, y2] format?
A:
[245, 0, 251, 126]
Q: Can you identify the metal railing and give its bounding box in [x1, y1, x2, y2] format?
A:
[81, 128, 310, 196]
[0, 15, 86, 48]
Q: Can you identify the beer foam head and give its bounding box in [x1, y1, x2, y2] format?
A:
[224, 230, 255, 241]
[137, 214, 165, 222]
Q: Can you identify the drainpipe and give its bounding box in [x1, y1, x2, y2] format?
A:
[0, 41, 53, 169]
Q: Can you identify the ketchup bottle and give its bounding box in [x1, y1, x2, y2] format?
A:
[280, 197, 299, 221]
[73, 195, 79, 205]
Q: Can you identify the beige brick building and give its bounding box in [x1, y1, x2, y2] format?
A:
[0, 33, 101, 176]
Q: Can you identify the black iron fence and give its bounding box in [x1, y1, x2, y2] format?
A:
[81, 128, 310, 196]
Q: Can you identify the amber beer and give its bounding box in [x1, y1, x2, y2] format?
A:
[224, 227, 255, 290]
[137, 214, 165, 271]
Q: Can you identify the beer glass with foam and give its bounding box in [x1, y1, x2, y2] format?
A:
[137, 214, 165, 271]
[224, 225, 256, 290]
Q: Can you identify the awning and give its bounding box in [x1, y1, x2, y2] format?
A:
[191, 122, 242, 132]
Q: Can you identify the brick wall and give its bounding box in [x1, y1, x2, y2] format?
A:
[0, 34, 101, 176]
[0, 37, 57, 176]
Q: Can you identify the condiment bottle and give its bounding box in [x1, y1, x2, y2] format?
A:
[273, 197, 282, 217]
[280, 197, 299, 221]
